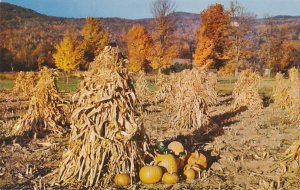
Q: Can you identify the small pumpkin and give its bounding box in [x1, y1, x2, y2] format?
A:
[187, 151, 207, 170]
[139, 166, 163, 184]
[154, 153, 178, 173]
[114, 174, 130, 187]
[162, 172, 179, 184]
[168, 141, 185, 155]
[183, 169, 196, 180]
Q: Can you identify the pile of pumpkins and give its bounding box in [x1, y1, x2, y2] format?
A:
[114, 141, 207, 187]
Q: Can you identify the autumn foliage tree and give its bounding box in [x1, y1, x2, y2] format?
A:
[126, 25, 151, 72]
[194, 3, 231, 70]
[257, 17, 297, 71]
[53, 34, 83, 72]
[149, 0, 179, 71]
[80, 17, 109, 68]
[224, 1, 256, 74]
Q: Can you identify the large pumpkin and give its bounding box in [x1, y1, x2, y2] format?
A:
[168, 141, 185, 155]
[162, 173, 179, 184]
[154, 153, 178, 173]
[114, 174, 130, 187]
[139, 166, 163, 184]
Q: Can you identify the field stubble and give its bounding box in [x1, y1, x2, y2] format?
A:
[0, 71, 299, 189]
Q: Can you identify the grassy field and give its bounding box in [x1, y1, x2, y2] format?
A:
[0, 72, 275, 95]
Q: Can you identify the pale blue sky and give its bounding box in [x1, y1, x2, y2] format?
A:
[1, 0, 300, 19]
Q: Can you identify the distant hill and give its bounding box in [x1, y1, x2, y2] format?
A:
[0, 2, 45, 20]
[0, 2, 200, 40]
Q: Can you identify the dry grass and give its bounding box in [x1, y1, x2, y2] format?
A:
[55, 47, 148, 188]
[232, 69, 262, 110]
[11, 67, 66, 137]
[12, 71, 38, 97]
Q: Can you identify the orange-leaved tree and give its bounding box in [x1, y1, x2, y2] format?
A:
[149, 0, 179, 71]
[194, 3, 231, 70]
[148, 41, 179, 70]
[127, 25, 151, 72]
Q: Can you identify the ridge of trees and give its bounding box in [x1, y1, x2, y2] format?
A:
[0, 2, 300, 73]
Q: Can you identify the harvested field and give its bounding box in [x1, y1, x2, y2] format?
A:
[0, 67, 299, 189]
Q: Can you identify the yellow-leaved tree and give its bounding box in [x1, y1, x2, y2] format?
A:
[53, 34, 82, 71]
[127, 25, 151, 72]
[53, 34, 83, 82]
[194, 3, 231, 70]
[81, 17, 109, 67]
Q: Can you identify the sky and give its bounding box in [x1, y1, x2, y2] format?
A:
[1, 0, 300, 19]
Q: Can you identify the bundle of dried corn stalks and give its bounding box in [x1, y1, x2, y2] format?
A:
[12, 71, 38, 97]
[55, 47, 147, 188]
[135, 71, 153, 103]
[232, 70, 262, 110]
[196, 71, 218, 106]
[272, 73, 289, 110]
[286, 68, 300, 121]
[11, 67, 66, 137]
[272, 68, 300, 121]
[170, 69, 211, 134]
[154, 72, 173, 104]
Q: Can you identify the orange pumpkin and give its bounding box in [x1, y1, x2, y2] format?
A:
[114, 174, 130, 187]
[139, 166, 163, 184]
[187, 151, 207, 170]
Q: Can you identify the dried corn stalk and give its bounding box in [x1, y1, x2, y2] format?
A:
[154, 73, 173, 104]
[55, 47, 147, 188]
[12, 71, 38, 97]
[135, 71, 153, 103]
[285, 141, 300, 161]
[287, 68, 300, 121]
[193, 70, 218, 106]
[170, 69, 210, 134]
[232, 70, 262, 110]
[272, 73, 289, 109]
[11, 67, 66, 137]
[272, 68, 300, 121]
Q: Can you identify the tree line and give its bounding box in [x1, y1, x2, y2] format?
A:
[1, 0, 300, 74]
